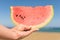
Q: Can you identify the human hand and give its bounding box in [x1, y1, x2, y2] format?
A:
[11, 24, 39, 39]
[0, 25, 38, 40]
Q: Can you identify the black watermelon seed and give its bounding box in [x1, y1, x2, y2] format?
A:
[16, 15, 18, 17]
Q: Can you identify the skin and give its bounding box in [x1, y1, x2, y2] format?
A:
[0, 25, 38, 40]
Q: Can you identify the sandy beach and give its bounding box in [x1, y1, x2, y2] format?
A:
[0, 32, 60, 40]
[21, 32, 60, 40]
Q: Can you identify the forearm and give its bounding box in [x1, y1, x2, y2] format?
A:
[0, 25, 18, 39]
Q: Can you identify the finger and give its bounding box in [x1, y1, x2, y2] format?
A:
[12, 24, 25, 31]
[25, 26, 31, 30]
[24, 27, 31, 31]
[20, 29, 36, 36]
[31, 26, 39, 31]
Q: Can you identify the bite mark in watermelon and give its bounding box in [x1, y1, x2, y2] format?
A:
[10, 5, 54, 29]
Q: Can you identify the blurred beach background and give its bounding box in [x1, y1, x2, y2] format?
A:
[0, 0, 60, 40]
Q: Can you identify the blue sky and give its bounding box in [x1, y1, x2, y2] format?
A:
[0, 0, 60, 28]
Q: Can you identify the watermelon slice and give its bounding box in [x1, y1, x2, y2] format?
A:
[10, 5, 54, 29]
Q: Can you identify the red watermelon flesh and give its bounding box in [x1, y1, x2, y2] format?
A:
[11, 5, 54, 29]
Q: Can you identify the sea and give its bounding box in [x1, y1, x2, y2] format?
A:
[39, 27, 60, 32]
